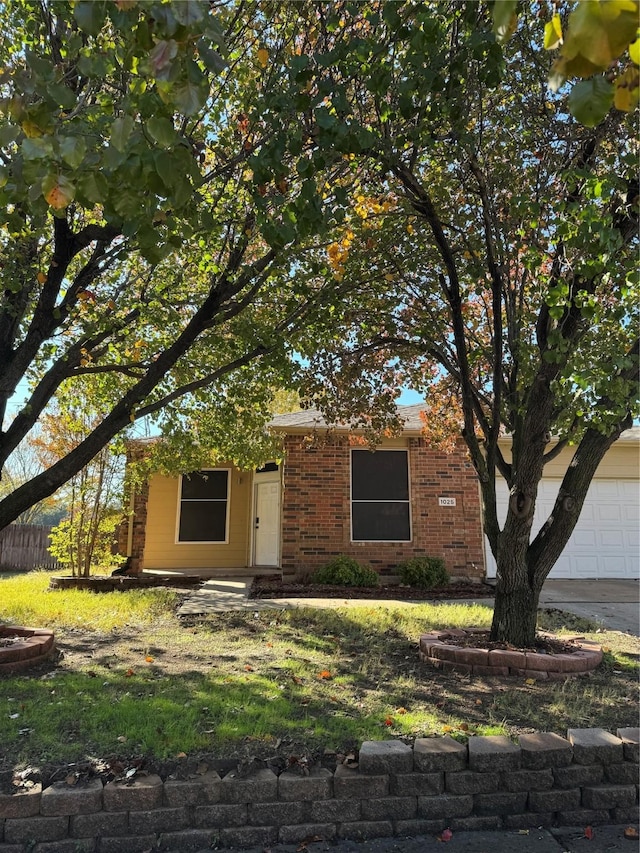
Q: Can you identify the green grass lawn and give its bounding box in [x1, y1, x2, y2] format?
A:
[0, 571, 638, 775]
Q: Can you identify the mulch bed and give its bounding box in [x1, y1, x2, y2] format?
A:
[249, 576, 495, 600]
[439, 628, 582, 656]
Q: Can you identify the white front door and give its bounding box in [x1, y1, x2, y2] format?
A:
[254, 480, 280, 566]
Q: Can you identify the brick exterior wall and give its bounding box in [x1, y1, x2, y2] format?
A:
[1, 729, 637, 851]
[280, 435, 485, 581]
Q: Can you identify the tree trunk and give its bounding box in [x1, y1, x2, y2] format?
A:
[490, 565, 541, 648]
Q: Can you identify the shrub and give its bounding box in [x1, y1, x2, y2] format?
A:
[311, 555, 379, 587]
[398, 556, 449, 588]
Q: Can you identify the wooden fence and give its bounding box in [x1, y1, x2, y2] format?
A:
[0, 524, 61, 571]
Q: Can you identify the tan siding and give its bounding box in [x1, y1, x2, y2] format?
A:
[143, 465, 251, 570]
[497, 438, 640, 480]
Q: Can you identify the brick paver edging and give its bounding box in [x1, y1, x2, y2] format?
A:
[419, 629, 603, 679]
[0, 728, 637, 851]
[0, 627, 55, 675]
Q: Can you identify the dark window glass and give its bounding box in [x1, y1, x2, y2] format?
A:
[178, 470, 228, 542]
[351, 450, 409, 500]
[352, 502, 411, 541]
[256, 462, 279, 473]
[351, 450, 410, 541]
[181, 470, 228, 500]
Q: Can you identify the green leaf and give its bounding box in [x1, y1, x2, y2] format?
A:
[0, 125, 20, 146]
[73, 1, 106, 36]
[47, 83, 77, 110]
[59, 136, 86, 169]
[492, 0, 518, 44]
[197, 39, 227, 72]
[172, 81, 208, 115]
[78, 172, 108, 204]
[173, 1, 205, 26]
[568, 77, 614, 127]
[22, 137, 53, 160]
[147, 117, 177, 148]
[111, 116, 135, 151]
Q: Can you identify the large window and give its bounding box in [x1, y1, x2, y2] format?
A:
[177, 470, 229, 543]
[351, 449, 411, 542]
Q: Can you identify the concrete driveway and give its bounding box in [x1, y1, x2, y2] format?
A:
[539, 579, 639, 635]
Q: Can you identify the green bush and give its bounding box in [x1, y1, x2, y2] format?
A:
[398, 556, 449, 588]
[311, 555, 379, 587]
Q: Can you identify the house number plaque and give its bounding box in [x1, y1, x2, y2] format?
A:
[438, 497, 456, 507]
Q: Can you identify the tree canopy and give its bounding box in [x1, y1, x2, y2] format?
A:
[284, 1, 638, 644]
[0, 0, 353, 527]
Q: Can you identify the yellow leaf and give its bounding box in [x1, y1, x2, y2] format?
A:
[614, 66, 640, 110]
[37, 272, 47, 284]
[257, 48, 269, 67]
[630, 37, 640, 65]
[544, 14, 563, 50]
[43, 175, 75, 210]
[525, 678, 536, 685]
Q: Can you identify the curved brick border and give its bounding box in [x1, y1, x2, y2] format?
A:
[0, 626, 55, 674]
[419, 629, 602, 679]
[48, 575, 201, 592]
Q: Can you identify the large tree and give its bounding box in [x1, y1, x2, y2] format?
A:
[289, 1, 638, 646]
[0, 0, 352, 528]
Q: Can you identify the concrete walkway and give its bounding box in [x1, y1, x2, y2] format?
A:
[178, 578, 640, 635]
[163, 823, 637, 852]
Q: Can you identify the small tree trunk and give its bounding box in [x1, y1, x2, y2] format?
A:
[491, 528, 544, 648]
[490, 573, 540, 648]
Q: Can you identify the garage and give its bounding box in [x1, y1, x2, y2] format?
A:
[485, 430, 640, 580]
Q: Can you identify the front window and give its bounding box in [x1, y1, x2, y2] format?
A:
[351, 449, 411, 541]
[178, 470, 229, 543]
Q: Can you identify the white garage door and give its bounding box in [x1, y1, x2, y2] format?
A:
[485, 479, 640, 579]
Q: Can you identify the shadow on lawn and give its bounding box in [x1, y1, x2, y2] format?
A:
[0, 603, 636, 780]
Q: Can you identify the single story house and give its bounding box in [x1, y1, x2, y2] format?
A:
[122, 406, 639, 582]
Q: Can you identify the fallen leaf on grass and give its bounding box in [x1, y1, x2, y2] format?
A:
[244, 665, 254, 672]
[125, 669, 134, 677]
[525, 678, 536, 685]
[384, 717, 394, 727]
[145, 656, 154, 663]
[318, 670, 332, 679]
[396, 706, 407, 715]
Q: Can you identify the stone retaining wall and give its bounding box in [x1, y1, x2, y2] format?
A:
[0, 728, 638, 852]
